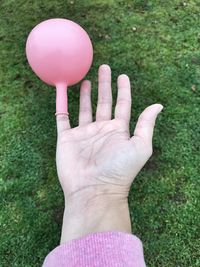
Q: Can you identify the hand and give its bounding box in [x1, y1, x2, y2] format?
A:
[56, 64, 163, 200]
[56, 64, 163, 242]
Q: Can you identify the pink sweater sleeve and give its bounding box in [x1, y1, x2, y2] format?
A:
[42, 231, 146, 267]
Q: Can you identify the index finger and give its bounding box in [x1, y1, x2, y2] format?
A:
[114, 74, 132, 124]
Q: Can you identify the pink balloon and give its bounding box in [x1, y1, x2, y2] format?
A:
[26, 18, 93, 114]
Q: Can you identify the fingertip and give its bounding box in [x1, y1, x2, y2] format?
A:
[147, 103, 164, 114]
[98, 65, 111, 78]
[118, 74, 129, 80]
[98, 64, 111, 82]
[80, 80, 91, 94]
[155, 103, 164, 111]
[154, 104, 164, 114]
[117, 74, 130, 87]
[81, 80, 91, 86]
[99, 64, 111, 71]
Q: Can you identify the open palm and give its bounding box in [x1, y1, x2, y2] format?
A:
[56, 65, 163, 201]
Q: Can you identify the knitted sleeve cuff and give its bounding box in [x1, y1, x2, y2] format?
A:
[42, 231, 146, 267]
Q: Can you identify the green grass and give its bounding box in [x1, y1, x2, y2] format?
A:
[0, 0, 200, 266]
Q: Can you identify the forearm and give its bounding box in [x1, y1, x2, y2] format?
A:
[60, 192, 131, 244]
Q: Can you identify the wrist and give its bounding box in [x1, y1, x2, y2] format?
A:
[60, 188, 131, 244]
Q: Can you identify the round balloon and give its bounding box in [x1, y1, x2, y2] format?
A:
[26, 18, 93, 87]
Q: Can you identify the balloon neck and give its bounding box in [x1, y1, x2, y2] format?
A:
[55, 83, 68, 114]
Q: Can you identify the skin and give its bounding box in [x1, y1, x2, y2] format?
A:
[56, 64, 163, 244]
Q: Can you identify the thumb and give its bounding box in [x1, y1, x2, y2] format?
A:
[133, 104, 163, 145]
[56, 114, 71, 135]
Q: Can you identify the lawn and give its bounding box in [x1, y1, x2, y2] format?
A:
[0, 0, 200, 266]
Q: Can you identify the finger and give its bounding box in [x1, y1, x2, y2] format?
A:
[56, 114, 71, 135]
[79, 80, 92, 126]
[96, 64, 112, 121]
[133, 104, 163, 145]
[114, 74, 131, 124]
